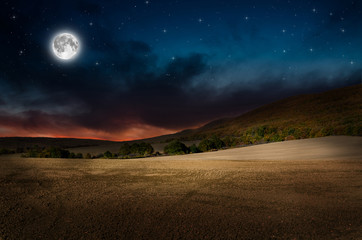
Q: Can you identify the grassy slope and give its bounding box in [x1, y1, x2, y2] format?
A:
[170, 84, 362, 140]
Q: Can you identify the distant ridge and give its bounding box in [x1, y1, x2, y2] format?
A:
[0, 84, 361, 149]
[0, 137, 113, 150]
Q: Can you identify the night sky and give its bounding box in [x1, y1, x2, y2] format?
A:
[1, 0, 361, 140]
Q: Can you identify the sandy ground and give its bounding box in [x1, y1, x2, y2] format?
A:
[0, 136, 361, 239]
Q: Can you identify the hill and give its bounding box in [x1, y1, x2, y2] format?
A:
[0, 84, 360, 152]
[159, 84, 361, 143]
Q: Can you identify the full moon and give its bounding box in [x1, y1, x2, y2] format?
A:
[52, 33, 79, 60]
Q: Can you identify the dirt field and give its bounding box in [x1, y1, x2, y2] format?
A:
[0, 136, 361, 239]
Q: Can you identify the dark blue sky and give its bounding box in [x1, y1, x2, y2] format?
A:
[0, 0, 361, 140]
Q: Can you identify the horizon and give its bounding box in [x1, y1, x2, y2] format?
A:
[1, 0, 361, 141]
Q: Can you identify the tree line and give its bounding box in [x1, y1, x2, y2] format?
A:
[14, 123, 362, 159]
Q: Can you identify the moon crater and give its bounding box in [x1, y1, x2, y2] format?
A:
[52, 33, 79, 60]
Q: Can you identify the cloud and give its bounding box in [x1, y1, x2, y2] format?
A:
[0, 0, 360, 140]
[0, 31, 360, 140]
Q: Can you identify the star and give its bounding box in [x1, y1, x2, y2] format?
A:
[89, 22, 93, 26]
[145, 0, 150, 4]
[171, 56, 175, 60]
[312, 8, 317, 13]
[340, 28, 345, 33]
[198, 18, 203, 23]
[282, 29, 286, 33]
[283, 49, 287, 53]
[245, 16, 249, 20]
[309, 48, 313, 52]
[350, 61, 354, 65]
[162, 29, 167, 33]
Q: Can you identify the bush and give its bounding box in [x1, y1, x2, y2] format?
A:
[198, 136, 225, 152]
[222, 136, 238, 147]
[104, 151, 113, 158]
[189, 144, 201, 153]
[210, 135, 225, 149]
[257, 125, 268, 137]
[198, 139, 214, 152]
[21, 146, 86, 159]
[119, 143, 131, 156]
[45, 147, 70, 158]
[164, 140, 189, 155]
[138, 142, 154, 155]
[119, 142, 154, 157]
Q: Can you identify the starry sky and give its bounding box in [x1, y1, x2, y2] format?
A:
[0, 0, 361, 141]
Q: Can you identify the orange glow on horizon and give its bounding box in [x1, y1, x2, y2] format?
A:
[0, 124, 178, 142]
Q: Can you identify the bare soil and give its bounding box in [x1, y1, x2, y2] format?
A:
[0, 136, 361, 239]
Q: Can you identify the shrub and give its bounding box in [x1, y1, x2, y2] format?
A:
[198, 135, 226, 152]
[270, 133, 283, 142]
[45, 147, 70, 158]
[257, 125, 268, 137]
[138, 142, 154, 155]
[189, 144, 201, 153]
[119, 142, 154, 157]
[21, 146, 75, 158]
[164, 140, 189, 155]
[210, 135, 225, 149]
[222, 136, 233, 147]
[130, 143, 141, 154]
[198, 139, 214, 152]
[119, 143, 131, 156]
[104, 151, 113, 158]
[321, 127, 335, 136]
[241, 135, 256, 145]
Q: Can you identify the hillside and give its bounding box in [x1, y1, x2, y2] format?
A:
[0, 84, 360, 151]
[161, 84, 361, 142]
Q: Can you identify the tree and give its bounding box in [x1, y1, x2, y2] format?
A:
[104, 151, 113, 158]
[189, 144, 200, 153]
[119, 143, 131, 156]
[210, 135, 225, 149]
[164, 140, 189, 155]
[128, 142, 154, 156]
[198, 136, 225, 152]
[198, 139, 214, 152]
[139, 142, 154, 155]
[130, 143, 141, 155]
[222, 136, 235, 147]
